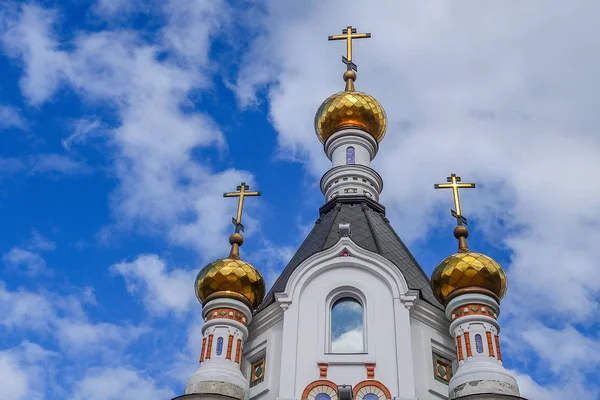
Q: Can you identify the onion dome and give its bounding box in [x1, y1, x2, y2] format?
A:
[431, 225, 507, 305]
[195, 233, 266, 310]
[315, 70, 387, 144]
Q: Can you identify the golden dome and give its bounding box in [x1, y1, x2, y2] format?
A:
[431, 251, 507, 305]
[314, 90, 387, 144]
[195, 256, 265, 309]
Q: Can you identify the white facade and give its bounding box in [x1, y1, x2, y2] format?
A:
[243, 237, 455, 400]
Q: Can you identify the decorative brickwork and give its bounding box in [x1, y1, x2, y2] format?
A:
[353, 380, 392, 400]
[317, 362, 328, 378]
[486, 331, 495, 357]
[432, 353, 453, 384]
[365, 362, 376, 378]
[234, 339, 242, 363]
[464, 332, 472, 357]
[301, 380, 339, 400]
[495, 335, 502, 361]
[451, 304, 497, 321]
[456, 335, 464, 361]
[199, 338, 206, 363]
[205, 334, 213, 359]
[205, 307, 248, 326]
[250, 358, 265, 387]
[226, 335, 234, 360]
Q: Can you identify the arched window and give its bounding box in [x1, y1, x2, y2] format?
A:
[346, 146, 355, 164]
[331, 297, 364, 353]
[475, 334, 484, 354]
[216, 337, 224, 356]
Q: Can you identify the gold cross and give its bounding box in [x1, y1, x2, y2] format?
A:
[329, 25, 371, 71]
[223, 182, 261, 233]
[434, 174, 476, 224]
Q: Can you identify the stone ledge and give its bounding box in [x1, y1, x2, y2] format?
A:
[454, 394, 528, 400]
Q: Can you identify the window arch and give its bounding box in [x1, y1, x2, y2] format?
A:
[346, 146, 355, 164]
[330, 296, 364, 353]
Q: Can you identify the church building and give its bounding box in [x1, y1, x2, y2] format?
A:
[174, 26, 525, 400]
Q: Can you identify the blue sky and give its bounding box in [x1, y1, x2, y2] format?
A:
[1, 1, 599, 399]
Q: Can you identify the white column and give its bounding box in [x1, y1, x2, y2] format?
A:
[185, 298, 253, 400]
[445, 293, 520, 399]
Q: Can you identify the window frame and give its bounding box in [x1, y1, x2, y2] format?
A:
[325, 286, 367, 354]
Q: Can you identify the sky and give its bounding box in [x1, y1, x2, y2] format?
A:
[0, 1, 599, 399]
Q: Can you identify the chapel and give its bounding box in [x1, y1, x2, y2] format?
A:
[173, 26, 525, 400]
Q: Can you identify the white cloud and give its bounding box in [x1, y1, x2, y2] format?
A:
[331, 327, 363, 353]
[28, 230, 55, 252]
[0, 342, 57, 400]
[2, 247, 50, 276]
[0, 3, 260, 258]
[0, 351, 29, 400]
[514, 371, 592, 400]
[232, 0, 600, 395]
[0, 105, 25, 130]
[0, 281, 55, 330]
[0, 154, 88, 176]
[111, 254, 196, 315]
[54, 320, 147, 355]
[70, 367, 173, 400]
[29, 153, 88, 175]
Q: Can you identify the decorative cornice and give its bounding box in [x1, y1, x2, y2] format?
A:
[400, 289, 419, 310]
[411, 299, 450, 333]
[247, 302, 283, 342]
[275, 292, 292, 311]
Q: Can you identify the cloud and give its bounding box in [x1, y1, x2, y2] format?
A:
[0, 154, 88, 176]
[2, 247, 50, 276]
[2, 231, 55, 276]
[0, 2, 260, 257]
[514, 371, 593, 400]
[111, 254, 197, 316]
[0, 105, 26, 130]
[231, 0, 600, 395]
[331, 327, 363, 353]
[0, 350, 29, 400]
[0, 342, 57, 400]
[28, 230, 56, 252]
[70, 367, 174, 400]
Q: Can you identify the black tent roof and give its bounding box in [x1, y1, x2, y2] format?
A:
[257, 196, 442, 313]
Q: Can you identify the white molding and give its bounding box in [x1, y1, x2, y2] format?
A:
[275, 292, 292, 311]
[400, 289, 419, 310]
[248, 302, 283, 342]
[284, 237, 409, 301]
[411, 300, 449, 333]
[325, 128, 379, 159]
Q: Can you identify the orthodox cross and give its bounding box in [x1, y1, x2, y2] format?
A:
[328, 25, 371, 71]
[434, 174, 476, 225]
[223, 182, 261, 233]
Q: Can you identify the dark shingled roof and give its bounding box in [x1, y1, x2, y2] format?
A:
[257, 196, 443, 313]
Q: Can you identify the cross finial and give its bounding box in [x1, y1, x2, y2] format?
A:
[223, 182, 261, 233]
[328, 25, 371, 90]
[434, 174, 476, 226]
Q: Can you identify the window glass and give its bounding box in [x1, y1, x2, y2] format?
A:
[331, 297, 364, 353]
[475, 334, 484, 353]
[315, 394, 331, 400]
[346, 146, 355, 164]
[216, 337, 223, 356]
[363, 394, 379, 400]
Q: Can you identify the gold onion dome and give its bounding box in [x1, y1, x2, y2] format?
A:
[431, 226, 507, 305]
[315, 70, 387, 144]
[195, 233, 266, 310]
